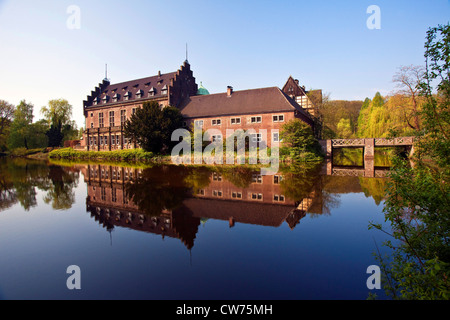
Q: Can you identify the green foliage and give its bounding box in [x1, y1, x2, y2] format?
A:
[357, 92, 418, 138]
[370, 23, 450, 300]
[7, 100, 46, 150]
[280, 119, 323, 162]
[41, 99, 75, 147]
[48, 147, 157, 162]
[320, 99, 362, 138]
[336, 118, 353, 138]
[124, 101, 183, 153]
[0, 100, 15, 151]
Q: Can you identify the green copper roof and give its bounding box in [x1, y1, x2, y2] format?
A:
[197, 82, 210, 95]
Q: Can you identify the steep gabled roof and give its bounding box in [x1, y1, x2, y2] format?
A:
[84, 71, 176, 108]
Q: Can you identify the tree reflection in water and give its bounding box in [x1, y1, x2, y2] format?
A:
[0, 158, 79, 212]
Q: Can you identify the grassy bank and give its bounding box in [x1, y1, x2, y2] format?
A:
[48, 147, 170, 163]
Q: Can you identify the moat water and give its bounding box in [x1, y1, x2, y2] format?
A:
[0, 154, 393, 300]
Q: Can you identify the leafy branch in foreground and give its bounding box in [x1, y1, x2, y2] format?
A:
[369, 23, 450, 300]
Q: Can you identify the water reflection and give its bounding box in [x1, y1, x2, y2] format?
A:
[79, 161, 389, 250]
[0, 158, 79, 212]
[0, 157, 391, 250]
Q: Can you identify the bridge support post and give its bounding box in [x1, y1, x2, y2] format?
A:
[364, 138, 375, 160]
[364, 158, 375, 177]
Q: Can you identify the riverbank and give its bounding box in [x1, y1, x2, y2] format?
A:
[48, 147, 323, 167]
[1, 147, 52, 160]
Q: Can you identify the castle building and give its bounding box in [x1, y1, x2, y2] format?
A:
[82, 61, 197, 151]
[81, 61, 319, 150]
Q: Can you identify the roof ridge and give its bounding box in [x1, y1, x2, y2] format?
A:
[107, 71, 177, 87]
[190, 86, 280, 98]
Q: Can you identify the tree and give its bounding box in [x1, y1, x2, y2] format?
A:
[7, 100, 35, 150]
[370, 24, 450, 300]
[0, 100, 15, 151]
[280, 119, 322, 162]
[41, 99, 74, 147]
[336, 118, 353, 138]
[123, 101, 183, 153]
[393, 65, 425, 131]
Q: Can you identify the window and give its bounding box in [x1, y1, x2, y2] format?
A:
[212, 119, 221, 125]
[273, 175, 283, 184]
[232, 192, 242, 199]
[212, 173, 222, 181]
[109, 111, 115, 127]
[250, 133, 262, 143]
[112, 188, 117, 203]
[124, 92, 131, 101]
[102, 95, 108, 104]
[101, 187, 106, 201]
[113, 94, 119, 103]
[161, 85, 168, 95]
[273, 115, 285, 122]
[111, 135, 116, 145]
[252, 174, 262, 183]
[194, 120, 204, 127]
[273, 194, 285, 202]
[250, 193, 263, 200]
[132, 108, 136, 115]
[136, 90, 143, 98]
[104, 136, 108, 146]
[120, 110, 126, 125]
[273, 132, 280, 142]
[116, 135, 121, 145]
[100, 136, 104, 145]
[212, 135, 222, 143]
[148, 87, 156, 97]
[99, 113, 104, 128]
[250, 116, 262, 123]
[212, 190, 223, 197]
[230, 117, 241, 125]
[90, 123, 94, 129]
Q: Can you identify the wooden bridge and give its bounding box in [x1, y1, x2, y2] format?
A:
[321, 158, 390, 178]
[319, 137, 416, 160]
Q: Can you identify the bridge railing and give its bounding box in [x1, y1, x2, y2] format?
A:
[331, 138, 365, 147]
[330, 136, 416, 148]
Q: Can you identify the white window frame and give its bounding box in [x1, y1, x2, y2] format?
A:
[273, 114, 285, 122]
[230, 117, 241, 125]
[250, 116, 262, 123]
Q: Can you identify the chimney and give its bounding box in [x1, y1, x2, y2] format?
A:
[227, 86, 233, 97]
[158, 70, 161, 77]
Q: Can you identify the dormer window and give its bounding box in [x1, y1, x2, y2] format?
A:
[112, 94, 120, 103]
[136, 90, 143, 98]
[102, 95, 109, 104]
[93, 97, 99, 105]
[161, 85, 168, 95]
[148, 87, 156, 97]
[124, 91, 131, 101]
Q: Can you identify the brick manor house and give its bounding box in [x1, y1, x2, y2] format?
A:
[81, 61, 321, 150]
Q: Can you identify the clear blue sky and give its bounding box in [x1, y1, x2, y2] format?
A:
[0, 0, 448, 128]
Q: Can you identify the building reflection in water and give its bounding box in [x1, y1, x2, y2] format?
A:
[81, 164, 322, 250]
